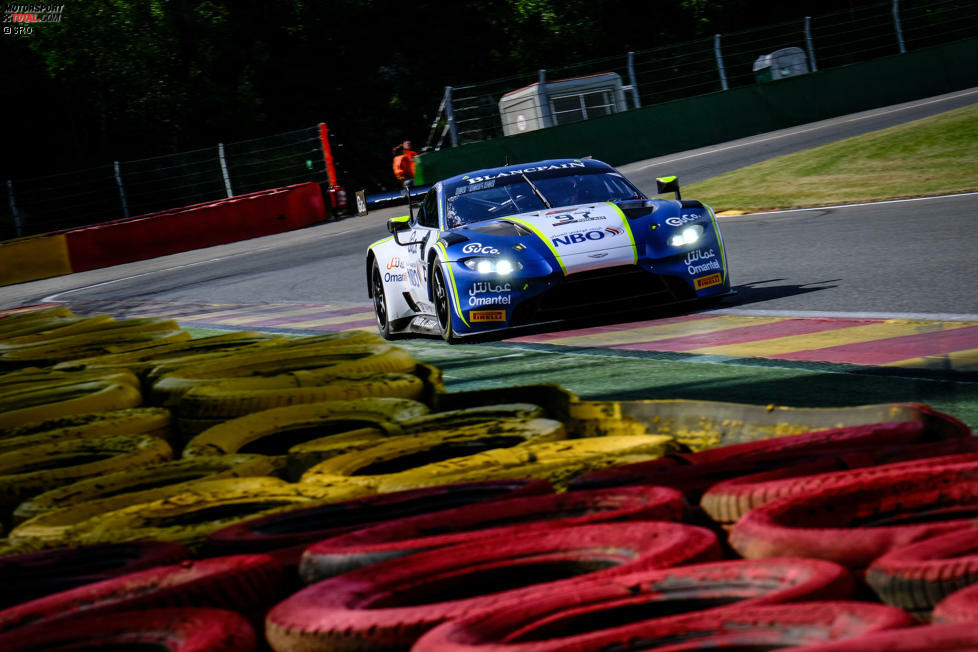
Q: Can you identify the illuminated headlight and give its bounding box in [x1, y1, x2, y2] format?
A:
[669, 224, 703, 246]
[462, 257, 522, 275]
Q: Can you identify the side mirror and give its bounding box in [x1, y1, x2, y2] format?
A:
[387, 216, 410, 234]
[656, 176, 682, 200]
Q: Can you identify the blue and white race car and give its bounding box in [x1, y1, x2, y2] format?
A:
[366, 158, 732, 343]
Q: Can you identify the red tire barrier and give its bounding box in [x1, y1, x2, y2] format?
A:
[265, 522, 720, 652]
[300, 485, 685, 582]
[414, 602, 912, 652]
[784, 624, 978, 651]
[702, 442, 978, 526]
[0, 541, 189, 609]
[867, 525, 978, 615]
[933, 582, 978, 624]
[0, 554, 283, 634]
[729, 463, 978, 568]
[571, 416, 970, 499]
[203, 479, 551, 567]
[411, 558, 855, 652]
[0, 608, 257, 652]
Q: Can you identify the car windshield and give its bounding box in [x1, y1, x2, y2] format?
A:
[445, 170, 643, 227]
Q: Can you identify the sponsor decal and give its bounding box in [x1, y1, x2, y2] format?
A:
[469, 281, 511, 296]
[461, 242, 500, 255]
[665, 213, 701, 227]
[387, 257, 404, 270]
[588, 252, 609, 259]
[470, 310, 506, 322]
[550, 209, 606, 226]
[453, 179, 496, 195]
[685, 248, 721, 275]
[694, 273, 723, 290]
[469, 281, 511, 307]
[552, 227, 621, 247]
[464, 161, 586, 184]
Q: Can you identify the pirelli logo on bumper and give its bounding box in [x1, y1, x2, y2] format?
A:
[694, 273, 723, 290]
[470, 310, 506, 322]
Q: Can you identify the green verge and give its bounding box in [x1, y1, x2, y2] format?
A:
[684, 103, 978, 213]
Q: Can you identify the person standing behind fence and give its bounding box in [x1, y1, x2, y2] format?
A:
[392, 139, 417, 183]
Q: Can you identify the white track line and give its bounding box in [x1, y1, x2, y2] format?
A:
[729, 191, 978, 216]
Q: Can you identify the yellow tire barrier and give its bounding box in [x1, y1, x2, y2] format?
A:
[0, 367, 141, 394]
[0, 315, 118, 345]
[0, 306, 74, 333]
[0, 317, 180, 350]
[0, 433, 173, 519]
[375, 434, 678, 493]
[150, 342, 413, 407]
[182, 397, 430, 459]
[63, 476, 369, 550]
[0, 380, 143, 430]
[0, 407, 172, 446]
[176, 372, 425, 436]
[300, 417, 567, 492]
[10, 454, 281, 536]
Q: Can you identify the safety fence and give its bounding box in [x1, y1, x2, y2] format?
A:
[3, 124, 337, 241]
[425, 0, 978, 148]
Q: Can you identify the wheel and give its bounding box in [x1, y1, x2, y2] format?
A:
[432, 265, 458, 344]
[371, 262, 393, 339]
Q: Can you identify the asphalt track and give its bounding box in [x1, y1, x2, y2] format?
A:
[2, 88, 977, 427]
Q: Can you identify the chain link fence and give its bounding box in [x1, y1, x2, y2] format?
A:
[3, 125, 332, 240]
[427, 0, 977, 148]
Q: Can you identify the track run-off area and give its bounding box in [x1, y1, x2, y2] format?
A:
[3, 89, 977, 428]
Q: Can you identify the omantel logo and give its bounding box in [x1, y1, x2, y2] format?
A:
[552, 227, 621, 247]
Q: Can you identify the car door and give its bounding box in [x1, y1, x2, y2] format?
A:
[406, 187, 441, 313]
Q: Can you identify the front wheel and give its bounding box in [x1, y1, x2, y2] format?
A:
[371, 262, 393, 340]
[432, 265, 459, 344]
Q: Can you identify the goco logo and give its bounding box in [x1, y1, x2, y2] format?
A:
[665, 213, 701, 227]
[461, 242, 500, 255]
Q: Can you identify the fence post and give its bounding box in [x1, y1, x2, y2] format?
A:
[444, 86, 459, 148]
[218, 143, 233, 198]
[627, 51, 641, 109]
[7, 179, 21, 238]
[804, 16, 818, 72]
[538, 69, 555, 128]
[714, 34, 729, 91]
[113, 161, 129, 219]
[892, 0, 906, 54]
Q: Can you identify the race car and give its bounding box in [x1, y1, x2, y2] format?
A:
[365, 158, 732, 343]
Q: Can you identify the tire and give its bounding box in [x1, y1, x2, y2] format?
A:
[0, 366, 141, 393]
[64, 476, 370, 551]
[414, 602, 913, 652]
[0, 434, 173, 523]
[411, 558, 856, 652]
[300, 417, 568, 491]
[728, 462, 978, 569]
[182, 397, 429, 458]
[0, 406, 172, 452]
[0, 608, 258, 652]
[264, 522, 721, 652]
[0, 554, 283, 633]
[203, 479, 551, 567]
[933, 582, 978, 624]
[433, 264, 458, 344]
[299, 485, 687, 581]
[372, 261, 395, 339]
[11, 453, 280, 526]
[777, 624, 978, 652]
[0, 379, 143, 430]
[375, 434, 676, 494]
[0, 541, 189, 608]
[867, 525, 978, 616]
[701, 440, 978, 527]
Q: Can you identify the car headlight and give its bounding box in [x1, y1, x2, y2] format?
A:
[462, 257, 522, 275]
[669, 224, 703, 247]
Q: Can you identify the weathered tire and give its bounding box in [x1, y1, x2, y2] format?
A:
[0, 406, 172, 454]
[0, 366, 141, 393]
[374, 434, 677, 493]
[0, 433, 173, 521]
[12, 453, 280, 525]
[411, 558, 857, 652]
[729, 462, 978, 568]
[182, 397, 429, 458]
[0, 607, 258, 652]
[203, 479, 551, 566]
[265, 522, 720, 651]
[864, 524, 978, 616]
[414, 602, 913, 652]
[300, 417, 568, 491]
[0, 379, 142, 429]
[64, 476, 370, 550]
[780, 624, 978, 651]
[299, 485, 686, 581]
[701, 441, 978, 527]
[0, 540, 189, 608]
[933, 581, 978, 623]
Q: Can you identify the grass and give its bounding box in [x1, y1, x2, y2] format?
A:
[684, 103, 978, 213]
